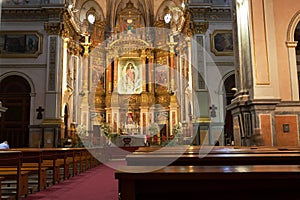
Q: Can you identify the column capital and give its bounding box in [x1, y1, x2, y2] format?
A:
[286, 41, 298, 48]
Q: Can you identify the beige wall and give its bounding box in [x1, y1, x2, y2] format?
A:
[250, 0, 300, 101]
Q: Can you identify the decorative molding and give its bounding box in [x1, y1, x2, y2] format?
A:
[193, 21, 209, 34]
[191, 7, 232, 21]
[44, 22, 64, 35]
[207, 62, 234, 66]
[0, 64, 46, 68]
[0, 31, 43, 58]
[48, 36, 57, 91]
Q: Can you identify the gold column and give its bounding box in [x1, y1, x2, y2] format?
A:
[114, 57, 118, 92]
[141, 50, 147, 92]
[148, 55, 154, 93]
[107, 58, 112, 93]
[168, 35, 177, 90]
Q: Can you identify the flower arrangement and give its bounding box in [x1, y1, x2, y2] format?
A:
[100, 122, 112, 138]
[172, 122, 182, 136]
[76, 124, 87, 137]
[148, 123, 159, 136]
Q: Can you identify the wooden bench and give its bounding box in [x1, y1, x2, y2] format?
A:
[0, 150, 29, 199]
[10, 148, 48, 192]
[127, 145, 300, 166]
[0, 176, 4, 198]
[115, 165, 300, 200]
[134, 145, 300, 154]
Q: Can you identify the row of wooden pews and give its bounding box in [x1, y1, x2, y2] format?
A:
[0, 147, 104, 200]
[115, 145, 300, 199]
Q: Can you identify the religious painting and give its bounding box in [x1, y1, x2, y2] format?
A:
[91, 56, 105, 90]
[0, 31, 42, 57]
[155, 66, 169, 87]
[117, 59, 142, 94]
[210, 30, 233, 56]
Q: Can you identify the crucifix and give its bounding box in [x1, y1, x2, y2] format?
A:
[209, 104, 217, 118]
[81, 31, 92, 56]
[36, 106, 45, 119]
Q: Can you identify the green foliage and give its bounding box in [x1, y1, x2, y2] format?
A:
[172, 122, 182, 136]
[100, 122, 112, 138]
[148, 123, 159, 136]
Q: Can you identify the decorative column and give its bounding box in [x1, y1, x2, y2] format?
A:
[168, 35, 178, 136]
[113, 56, 118, 92]
[42, 22, 65, 147]
[286, 41, 299, 101]
[107, 56, 113, 94]
[141, 49, 147, 92]
[79, 32, 92, 137]
[148, 54, 154, 93]
[168, 35, 177, 91]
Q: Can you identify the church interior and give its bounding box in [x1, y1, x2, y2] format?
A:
[1, 0, 300, 148]
[0, 0, 300, 199]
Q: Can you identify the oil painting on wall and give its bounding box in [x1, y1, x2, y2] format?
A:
[118, 59, 142, 94]
[0, 31, 42, 57]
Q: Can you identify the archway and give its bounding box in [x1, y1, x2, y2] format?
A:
[0, 75, 31, 147]
[223, 73, 236, 145]
[295, 22, 300, 97]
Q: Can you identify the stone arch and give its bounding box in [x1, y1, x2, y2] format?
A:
[287, 10, 300, 42]
[286, 10, 300, 101]
[0, 74, 32, 147]
[0, 71, 36, 95]
[220, 71, 236, 145]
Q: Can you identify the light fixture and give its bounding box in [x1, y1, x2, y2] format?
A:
[88, 14, 95, 24]
[164, 13, 172, 24]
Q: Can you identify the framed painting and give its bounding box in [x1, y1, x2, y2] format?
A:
[210, 30, 233, 56]
[117, 59, 142, 94]
[0, 31, 42, 58]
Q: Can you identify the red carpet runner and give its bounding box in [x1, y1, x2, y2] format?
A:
[23, 160, 124, 200]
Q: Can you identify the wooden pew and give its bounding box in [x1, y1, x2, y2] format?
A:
[0, 150, 29, 199]
[134, 145, 300, 155]
[115, 165, 300, 200]
[127, 146, 300, 166]
[127, 152, 300, 166]
[8, 148, 47, 192]
[0, 176, 4, 198]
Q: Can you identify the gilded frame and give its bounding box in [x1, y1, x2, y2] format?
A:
[210, 30, 233, 56]
[0, 31, 42, 58]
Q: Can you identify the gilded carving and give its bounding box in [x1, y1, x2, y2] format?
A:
[194, 22, 209, 34]
[44, 22, 64, 35]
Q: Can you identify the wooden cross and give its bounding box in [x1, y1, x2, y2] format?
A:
[209, 104, 217, 118]
[36, 106, 44, 119]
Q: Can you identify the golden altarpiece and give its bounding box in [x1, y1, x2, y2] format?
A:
[86, 1, 193, 140]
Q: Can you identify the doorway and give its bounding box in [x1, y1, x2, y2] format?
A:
[0, 75, 31, 147]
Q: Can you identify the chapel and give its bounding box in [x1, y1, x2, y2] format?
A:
[0, 0, 300, 148]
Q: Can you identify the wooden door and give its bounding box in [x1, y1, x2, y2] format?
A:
[0, 75, 31, 147]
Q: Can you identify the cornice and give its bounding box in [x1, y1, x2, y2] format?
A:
[1, 7, 64, 22]
[0, 64, 47, 68]
[190, 7, 232, 21]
